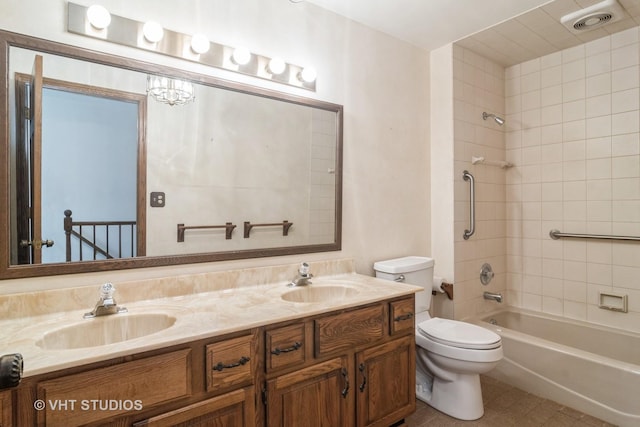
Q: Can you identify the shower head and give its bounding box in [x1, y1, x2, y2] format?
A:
[482, 112, 505, 126]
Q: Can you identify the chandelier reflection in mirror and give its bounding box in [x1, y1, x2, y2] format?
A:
[146, 75, 195, 106]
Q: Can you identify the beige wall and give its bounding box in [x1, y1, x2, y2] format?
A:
[0, 0, 430, 293]
[429, 45, 455, 318]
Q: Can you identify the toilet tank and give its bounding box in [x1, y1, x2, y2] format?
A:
[373, 256, 434, 314]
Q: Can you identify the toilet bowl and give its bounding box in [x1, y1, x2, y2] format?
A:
[374, 256, 503, 421]
[415, 312, 502, 420]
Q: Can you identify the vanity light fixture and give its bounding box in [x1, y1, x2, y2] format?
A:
[142, 21, 164, 43]
[86, 5, 111, 29]
[266, 57, 286, 75]
[67, 2, 317, 91]
[147, 75, 195, 106]
[298, 66, 317, 83]
[190, 33, 210, 54]
[231, 47, 252, 65]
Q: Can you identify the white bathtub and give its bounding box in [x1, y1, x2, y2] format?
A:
[472, 308, 640, 427]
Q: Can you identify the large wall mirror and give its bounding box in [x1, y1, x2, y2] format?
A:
[0, 30, 343, 279]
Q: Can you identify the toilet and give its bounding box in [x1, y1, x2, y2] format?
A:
[374, 256, 502, 421]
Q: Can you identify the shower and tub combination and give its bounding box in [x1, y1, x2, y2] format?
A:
[471, 233, 640, 426]
[472, 308, 640, 427]
[468, 224, 640, 425]
[469, 229, 640, 426]
[462, 104, 639, 425]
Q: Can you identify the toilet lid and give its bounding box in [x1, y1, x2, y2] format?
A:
[417, 317, 501, 350]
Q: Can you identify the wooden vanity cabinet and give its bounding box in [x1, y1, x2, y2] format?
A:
[263, 295, 416, 427]
[134, 386, 256, 427]
[265, 324, 306, 372]
[35, 348, 193, 426]
[265, 356, 352, 427]
[356, 335, 415, 427]
[12, 295, 415, 427]
[135, 332, 258, 427]
[206, 334, 256, 394]
[0, 390, 12, 427]
[14, 330, 260, 427]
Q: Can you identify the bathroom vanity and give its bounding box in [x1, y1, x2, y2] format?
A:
[0, 261, 419, 426]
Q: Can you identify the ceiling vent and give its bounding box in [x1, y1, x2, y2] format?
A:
[561, 0, 626, 33]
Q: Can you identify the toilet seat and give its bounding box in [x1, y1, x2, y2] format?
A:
[418, 317, 501, 350]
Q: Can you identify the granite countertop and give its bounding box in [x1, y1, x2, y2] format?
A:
[1, 272, 421, 377]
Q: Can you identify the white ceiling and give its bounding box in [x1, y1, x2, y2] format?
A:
[304, 0, 557, 50]
[306, 0, 640, 66]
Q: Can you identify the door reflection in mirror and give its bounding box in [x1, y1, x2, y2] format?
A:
[41, 88, 139, 263]
[13, 64, 146, 265]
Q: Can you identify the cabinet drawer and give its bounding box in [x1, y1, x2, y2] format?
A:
[315, 304, 384, 357]
[390, 297, 415, 335]
[266, 324, 305, 372]
[206, 335, 254, 393]
[37, 349, 192, 427]
[133, 386, 255, 427]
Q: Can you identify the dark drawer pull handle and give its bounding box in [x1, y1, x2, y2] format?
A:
[394, 312, 414, 322]
[271, 341, 302, 355]
[213, 356, 250, 371]
[341, 367, 349, 398]
[358, 363, 367, 392]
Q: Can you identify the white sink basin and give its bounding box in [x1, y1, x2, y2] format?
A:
[36, 313, 176, 350]
[281, 285, 359, 303]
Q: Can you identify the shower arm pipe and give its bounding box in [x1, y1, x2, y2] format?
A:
[549, 229, 640, 242]
[463, 170, 475, 240]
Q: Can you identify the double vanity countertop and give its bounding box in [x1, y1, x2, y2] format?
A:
[1, 267, 421, 377]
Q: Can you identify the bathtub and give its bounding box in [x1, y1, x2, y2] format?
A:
[472, 308, 640, 427]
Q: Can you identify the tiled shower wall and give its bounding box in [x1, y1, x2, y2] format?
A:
[452, 46, 508, 320]
[505, 26, 640, 332]
[308, 108, 337, 244]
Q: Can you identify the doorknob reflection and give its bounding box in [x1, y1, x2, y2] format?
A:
[19, 239, 54, 249]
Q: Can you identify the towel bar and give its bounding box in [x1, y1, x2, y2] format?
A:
[549, 229, 640, 242]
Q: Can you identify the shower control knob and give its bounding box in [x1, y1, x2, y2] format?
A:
[480, 263, 494, 285]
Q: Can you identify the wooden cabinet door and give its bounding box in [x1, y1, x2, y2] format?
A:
[133, 386, 255, 427]
[266, 356, 353, 427]
[0, 390, 11, 427]
[355, 336, 415, 427]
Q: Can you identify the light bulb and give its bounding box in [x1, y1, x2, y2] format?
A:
[86, 5, 111, 29]
[143, 21, 164, 43]
[232, 47, 251, 65]
[267, 57, 286, 75]
[299, 66, 317, 83]
[190, 34, 210, 54]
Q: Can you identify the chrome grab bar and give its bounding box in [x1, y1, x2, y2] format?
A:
[549, 229, 640, 242]
[463, 170, 475, 240]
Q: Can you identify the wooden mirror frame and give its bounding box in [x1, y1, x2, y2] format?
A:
[0, 30, 343, 279]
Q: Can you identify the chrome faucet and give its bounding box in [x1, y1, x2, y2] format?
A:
[288, 262, 313, 287]
[84, 283, 128, 318]
[483, 291, 503, 303]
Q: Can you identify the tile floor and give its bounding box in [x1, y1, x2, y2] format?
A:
[405, 375, 616, 427]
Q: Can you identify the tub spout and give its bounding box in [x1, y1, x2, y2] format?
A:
[483, 291, 502, 303]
